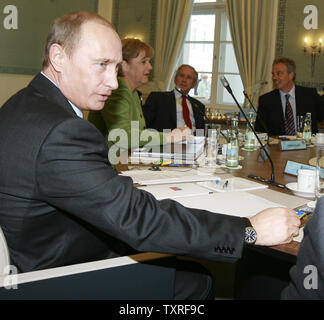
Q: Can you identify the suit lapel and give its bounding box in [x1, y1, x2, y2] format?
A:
[29, 73, 78, 117]
[273, 90, 285, 132]
[294, 86, 302, 115]
[168, 91, 177, 128]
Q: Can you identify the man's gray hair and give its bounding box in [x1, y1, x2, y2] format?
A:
[175, 64, 199, 82]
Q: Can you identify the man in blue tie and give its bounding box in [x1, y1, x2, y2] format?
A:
[255, 57, 324, 136]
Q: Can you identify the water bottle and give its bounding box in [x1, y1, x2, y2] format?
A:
[226, 116, 239, 168]
[302, 112, 312, 146]
[244, 111, 256, 150]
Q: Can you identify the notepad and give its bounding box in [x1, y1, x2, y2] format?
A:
[197, 177, 268, 192]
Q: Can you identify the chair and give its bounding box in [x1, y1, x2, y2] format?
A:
[0, 226, 10, 277]
[0, 252, 174, 299]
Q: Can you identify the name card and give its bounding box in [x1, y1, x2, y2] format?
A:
[284, 160, 324, 178]
[280, 140, 306, 151]
[284, 160, 315, 176]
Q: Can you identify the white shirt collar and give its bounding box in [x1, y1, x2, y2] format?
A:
[40, 72, 83, 119]
[280, 85, 295, 99]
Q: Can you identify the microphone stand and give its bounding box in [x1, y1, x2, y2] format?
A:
[221, 77, 286, 190]
[243, 90, 269, 146]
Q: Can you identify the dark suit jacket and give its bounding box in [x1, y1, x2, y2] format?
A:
[142, 91, 205, 132]
[0, 73, 244, 273]
[255, 86, 324, 135]
[281, 196, 324, 299]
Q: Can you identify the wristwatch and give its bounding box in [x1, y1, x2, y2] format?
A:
[243, 218, 257, 245]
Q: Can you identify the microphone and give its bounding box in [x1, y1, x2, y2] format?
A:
[175, 87, 188, 97]
[220, 76, 286, 190]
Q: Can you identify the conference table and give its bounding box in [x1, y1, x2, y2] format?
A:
[118, 138, 316, 257]
[229, 139, 316, 256]
[117, 138, 318, 299]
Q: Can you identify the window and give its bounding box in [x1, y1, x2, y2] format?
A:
[180, 0, 244, 108]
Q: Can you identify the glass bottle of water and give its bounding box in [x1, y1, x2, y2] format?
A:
[244, 111, 256, 150]
[302, 112, 312, 146]
[226, 116, 239, 168]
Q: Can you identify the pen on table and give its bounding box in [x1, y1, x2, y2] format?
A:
[222, 180, 228, 189]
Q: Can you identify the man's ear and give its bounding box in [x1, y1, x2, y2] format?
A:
[48, 43, 67, 72]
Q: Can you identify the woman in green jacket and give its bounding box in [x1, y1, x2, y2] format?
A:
[88, 38, 190, 150]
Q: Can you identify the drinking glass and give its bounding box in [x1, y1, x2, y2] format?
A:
[296, 115, 304, 135]
[204, 124, 220, 167]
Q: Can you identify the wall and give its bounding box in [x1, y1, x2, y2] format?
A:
[276, 0, 324, 90]
[112, 0, 157, 98]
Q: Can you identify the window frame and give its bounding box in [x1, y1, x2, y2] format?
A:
[182, 1, 241, 110]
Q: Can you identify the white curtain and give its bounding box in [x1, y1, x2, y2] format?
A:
[226, 0, 279, 107]
[152, 0, 194, 91]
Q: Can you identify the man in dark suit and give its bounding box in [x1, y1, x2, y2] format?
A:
[255, 57, 324, 136]
[142, 64, 205, 134]
[0, 12, 300, 299]
[282, 196, 324, 299]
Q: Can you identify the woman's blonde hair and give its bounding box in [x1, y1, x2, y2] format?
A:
[118, 38, 154, 76]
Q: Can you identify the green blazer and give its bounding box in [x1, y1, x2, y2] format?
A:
[88, 78, 166, 149]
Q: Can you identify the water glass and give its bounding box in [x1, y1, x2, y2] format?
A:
[296, 115, 304, 134]
[204, 125, 220, 167]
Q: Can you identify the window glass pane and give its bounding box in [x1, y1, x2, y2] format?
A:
[217, 74, 244, 105]
[190, 72, 212, 102]
[220, 12, 231, 41]
[218, 43, 239, 73]
[183, 43, 214, 72]
[186, 15, 215, 42]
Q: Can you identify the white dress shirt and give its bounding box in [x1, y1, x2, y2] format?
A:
[174, 89, 196, 131]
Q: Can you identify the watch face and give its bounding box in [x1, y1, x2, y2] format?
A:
[245, 227, 257, 244]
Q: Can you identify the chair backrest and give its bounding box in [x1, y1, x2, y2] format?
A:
[0, 226, 10, 277]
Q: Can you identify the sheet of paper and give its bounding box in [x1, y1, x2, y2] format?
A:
[120, 168, 220, 185]
[197, 177, 268, 192]
[174, 191, 284, 218]
[138, 183, 214, 200]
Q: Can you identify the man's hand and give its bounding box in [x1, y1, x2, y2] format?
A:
[165, 126, 192, 143]
[249, 207, 301, 246]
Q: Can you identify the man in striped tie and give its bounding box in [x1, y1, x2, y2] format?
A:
[255, 57, 324, 136]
